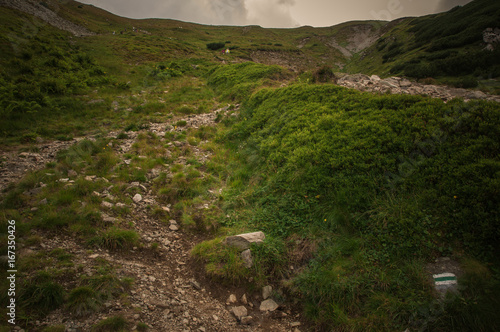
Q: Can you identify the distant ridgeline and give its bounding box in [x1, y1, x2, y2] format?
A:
[352, 0, 500, 85]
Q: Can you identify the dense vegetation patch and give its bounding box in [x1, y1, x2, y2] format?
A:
[206, 62, 290, 100]
[206, 67, 500, 329]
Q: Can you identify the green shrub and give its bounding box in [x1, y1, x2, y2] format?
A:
[206, 42, 225, 50]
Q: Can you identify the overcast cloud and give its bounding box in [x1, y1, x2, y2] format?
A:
[77, 0, 474, 28]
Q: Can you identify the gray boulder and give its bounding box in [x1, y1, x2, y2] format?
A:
[225, 231, 265, 251]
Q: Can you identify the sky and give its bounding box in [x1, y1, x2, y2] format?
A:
[77, 0, 474, 28]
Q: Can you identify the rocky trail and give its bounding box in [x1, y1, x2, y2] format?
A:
[336, 73, 500, 103]
[2, 107, 303, 332]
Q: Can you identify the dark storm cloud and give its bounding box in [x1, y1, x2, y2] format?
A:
[77, 0, 477, 28]
[78, 0, 297, 27]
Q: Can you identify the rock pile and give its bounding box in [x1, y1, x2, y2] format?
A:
[483, 27, 500, 51]
[336, 74, 500, 103]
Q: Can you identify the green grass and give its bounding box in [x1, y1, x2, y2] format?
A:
[87, 227, 139, 250]
[19, 272, 65, 316]
[200, 65, 500, 330]
[92, 316, 128, 332]
[66, 286, 101, 317]
[1, 2, 499, 331]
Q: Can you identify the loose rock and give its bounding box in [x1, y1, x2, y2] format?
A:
[133, 194, 142, 203]
[260, 299, 279, 312]
[231, 306, 248, 320]
[225, 231, 265, 251]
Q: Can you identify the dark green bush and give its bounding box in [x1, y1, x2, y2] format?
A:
[206, 42, 225, 50]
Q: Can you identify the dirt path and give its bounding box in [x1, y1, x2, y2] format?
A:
[4, 108, 302, 331]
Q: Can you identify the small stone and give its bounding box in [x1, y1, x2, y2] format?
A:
[68, 170, 77, 177]
[291, 322, 301, 327]
[169, 219, 178, 225]
[89, 254, 99, 259]
[85, 175, 96, 181]
[240, 316, 253, 325]
[260, 299, 279, 312]
[39, 198, 48, 205]
[232, 306, 248, 320]
[116, 203, 126, 208]
[31, 207, 38, 212]
[241, 249, 253, 268]
[190, 280, 201, 290]
[133, 194, 142, 203]
[101, 201, 113, 208]
[162, 206, 171, 212]
[227, 294, 237, 304]
[102, 214, 116, 223]
[169, 224, 179, 231]
[92, 191, 100, 197]
[241, 294, 248, 305]
[262, 285, 272, 300]
[213, 315, 219, 321]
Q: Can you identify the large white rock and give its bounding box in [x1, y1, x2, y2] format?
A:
[232, 306, 248, 320]
[260, 299, 279, 312]
[225, 232, 265, 251]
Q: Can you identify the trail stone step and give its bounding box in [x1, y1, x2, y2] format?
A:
[225, 231, 265, 251]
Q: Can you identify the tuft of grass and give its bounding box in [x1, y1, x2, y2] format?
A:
[41, 326, 66, 332]
[87, 227, 139, 250]
[92, 315, 128, 332]
[19, 272, 65, 315]
[175, 120, 187, 127]
[66, 286, 102, 317]
[136, 322, 149, 331]
[192, 237, 249, 284]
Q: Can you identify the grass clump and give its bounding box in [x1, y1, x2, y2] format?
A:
[136, 322, 149, 331]
[87, 227, 139, 250]
[19, 272, 65, 316]
[192, 237, 249, 283]
[92, 315, 128, 332]
[66, 286, 101, 317]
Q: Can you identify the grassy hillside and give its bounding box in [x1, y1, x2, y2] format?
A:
[1, 0, 500, 331]
[198, 62, 500, 331]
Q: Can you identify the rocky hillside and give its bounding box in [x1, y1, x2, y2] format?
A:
[0, 0, 93, 36]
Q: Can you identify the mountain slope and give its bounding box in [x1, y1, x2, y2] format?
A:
[348, 0, 500, 90]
